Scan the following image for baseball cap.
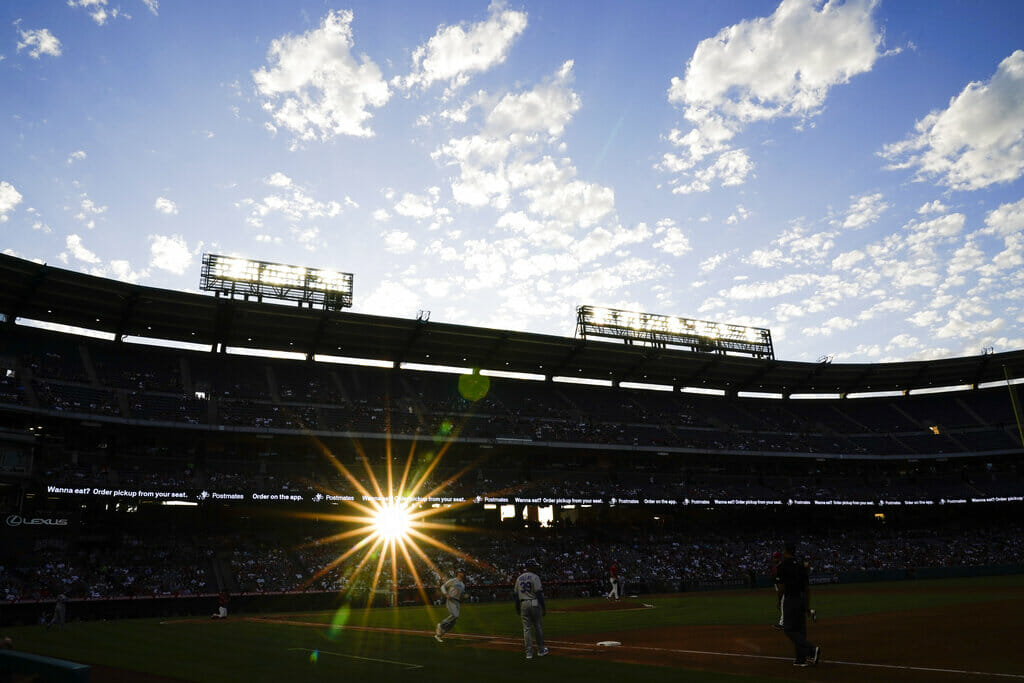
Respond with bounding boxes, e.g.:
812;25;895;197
771;551;782;560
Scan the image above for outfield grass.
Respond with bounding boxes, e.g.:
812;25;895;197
4;575;1023;683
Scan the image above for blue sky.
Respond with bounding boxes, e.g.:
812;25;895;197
2;0;1023;363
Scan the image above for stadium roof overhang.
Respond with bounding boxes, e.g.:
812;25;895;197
2;253;1022;397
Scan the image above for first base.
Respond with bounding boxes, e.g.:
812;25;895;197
596;641;622;647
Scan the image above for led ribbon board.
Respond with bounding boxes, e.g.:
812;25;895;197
200;253;353;310
576;305;774;359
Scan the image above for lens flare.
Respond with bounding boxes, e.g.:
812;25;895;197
290;401;509;614
373;500;412;543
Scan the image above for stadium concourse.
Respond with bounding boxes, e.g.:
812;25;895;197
1;253;1024;624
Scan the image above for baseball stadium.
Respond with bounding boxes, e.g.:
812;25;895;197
1;252;1023;682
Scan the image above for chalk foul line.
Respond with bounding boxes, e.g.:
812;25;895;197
287;647;422;670
177;616;1023;679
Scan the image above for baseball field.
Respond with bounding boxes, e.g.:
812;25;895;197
4;574;1023;682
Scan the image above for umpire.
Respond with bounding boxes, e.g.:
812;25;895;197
776;542;820;667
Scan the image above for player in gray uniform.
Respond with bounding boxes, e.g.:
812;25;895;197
514;567;548;659
435;571;465;642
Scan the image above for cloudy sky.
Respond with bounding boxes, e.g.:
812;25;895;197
2;0;1023;363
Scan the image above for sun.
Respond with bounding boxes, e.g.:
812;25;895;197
373;500;412;543
289;397;511;610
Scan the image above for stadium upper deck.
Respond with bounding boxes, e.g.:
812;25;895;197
2;253;1023;397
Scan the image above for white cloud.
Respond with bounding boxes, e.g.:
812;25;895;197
267;172;292;187
241;175;344;228
574;222;652;263
68;0;121;26
747;248;784;268
721;273;818;300
947;241;984;275
882;50;1024;190
725;205;750;224
65;234;101;264
32;221;52;234
142;0;158;16
700;252;729;273
662;0;889;192
486;60;580;138
907;309;940;327
383;230;416;254
672;149;753;194
290;225;322;252
842;192;889;229
904;213;965;255
372;208;391;222
934;308;1004;341
980;197;1024;237
109;259;148;283
802;315;856;337
653;219;692;256
857;297;912;320
397;2;527;91
886;333;920;350
0;181;23;222
394;189;438;219
148;234;192;274
253;10;391;145
67;150;87;165
522;175;614;228
917;199;948;215
154;196;178;215
74;193;107;229
993;233;1024;271
360;280;420;318
17;26;62;58
436;61;613;232
831;249;865;270
560;258;666;303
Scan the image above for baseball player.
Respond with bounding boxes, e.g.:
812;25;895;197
776;542;820;667
770;551;784;629
607;560;621;601
514;566;548;659
211;591;229;619
46;594;66;630
435;571;465;642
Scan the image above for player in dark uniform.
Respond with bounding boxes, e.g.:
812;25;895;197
770;551;784;629
776;542;820;667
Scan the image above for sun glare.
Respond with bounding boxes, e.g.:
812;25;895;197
291;391;509;610
374;501;412;542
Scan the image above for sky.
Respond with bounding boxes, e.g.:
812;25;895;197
2;0;1023;364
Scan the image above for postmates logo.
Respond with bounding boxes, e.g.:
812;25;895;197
5;514;70;527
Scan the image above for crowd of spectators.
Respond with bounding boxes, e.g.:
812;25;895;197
3;523;1023;605
1;535;211;603
3;329;1022;459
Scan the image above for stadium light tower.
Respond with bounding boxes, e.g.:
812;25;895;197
199;254;353;311
576;305;774;359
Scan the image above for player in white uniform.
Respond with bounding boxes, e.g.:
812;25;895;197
607;560;621;600
435;571;465;642
514;567;548;659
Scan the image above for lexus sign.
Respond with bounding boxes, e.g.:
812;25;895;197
5;514;70;527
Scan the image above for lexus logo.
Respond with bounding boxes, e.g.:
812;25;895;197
5;514;70;527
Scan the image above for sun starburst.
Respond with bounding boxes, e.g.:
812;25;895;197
288;396;507;613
